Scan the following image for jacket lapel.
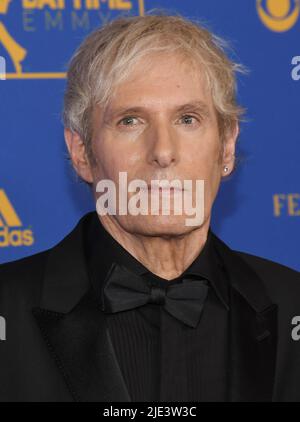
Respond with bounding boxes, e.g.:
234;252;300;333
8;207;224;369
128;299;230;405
32;213;131;402
212;234;278;402
228;287;277;402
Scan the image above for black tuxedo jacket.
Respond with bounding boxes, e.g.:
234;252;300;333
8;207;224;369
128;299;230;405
1;211;300;402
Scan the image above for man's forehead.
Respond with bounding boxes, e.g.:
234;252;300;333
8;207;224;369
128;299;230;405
95;53;212;116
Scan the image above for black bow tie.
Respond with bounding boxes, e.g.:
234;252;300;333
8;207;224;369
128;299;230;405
101;263;209;328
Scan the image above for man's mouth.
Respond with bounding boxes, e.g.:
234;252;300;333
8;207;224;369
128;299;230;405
145;184;184;194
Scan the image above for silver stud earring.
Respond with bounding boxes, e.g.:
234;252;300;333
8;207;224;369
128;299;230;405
223;166;229;173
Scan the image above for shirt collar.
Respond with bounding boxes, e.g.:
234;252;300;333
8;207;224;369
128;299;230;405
85;212;229;310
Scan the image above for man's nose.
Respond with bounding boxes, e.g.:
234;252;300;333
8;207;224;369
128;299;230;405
146;122;179;168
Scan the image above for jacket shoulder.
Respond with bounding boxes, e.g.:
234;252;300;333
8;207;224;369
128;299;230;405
0;213;90;306
234;250;300;303
0;250;49;306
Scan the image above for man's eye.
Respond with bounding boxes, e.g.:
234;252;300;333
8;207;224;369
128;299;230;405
118;116;139;126
180;115;197;125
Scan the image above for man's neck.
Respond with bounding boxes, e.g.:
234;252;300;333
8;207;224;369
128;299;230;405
98;215;210;280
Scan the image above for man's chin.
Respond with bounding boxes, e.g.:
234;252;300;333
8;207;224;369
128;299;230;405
117;215;200;237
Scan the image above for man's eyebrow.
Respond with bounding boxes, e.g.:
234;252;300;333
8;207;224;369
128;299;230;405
107;101;211;118
175;101;210;115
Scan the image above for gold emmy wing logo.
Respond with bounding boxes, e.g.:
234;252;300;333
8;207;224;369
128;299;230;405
0;0;27;75
0;189;34;247
0;0;145;79
257;0;300;32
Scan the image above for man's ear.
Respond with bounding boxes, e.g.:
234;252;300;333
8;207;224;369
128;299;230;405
221;121;239;176
64;128;93;183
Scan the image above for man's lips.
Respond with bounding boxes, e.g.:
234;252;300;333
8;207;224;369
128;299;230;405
144;185;184;193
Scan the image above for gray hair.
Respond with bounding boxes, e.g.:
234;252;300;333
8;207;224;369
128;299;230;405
63;12;246;168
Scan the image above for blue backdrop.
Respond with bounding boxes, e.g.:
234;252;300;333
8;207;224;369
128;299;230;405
1;0;299;271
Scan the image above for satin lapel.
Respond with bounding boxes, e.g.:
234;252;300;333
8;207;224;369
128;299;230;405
228;287;278;402
32;288;131;402
211;233;278;402
32;212;131;402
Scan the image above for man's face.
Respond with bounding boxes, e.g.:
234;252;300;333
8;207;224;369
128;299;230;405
82;53;237;236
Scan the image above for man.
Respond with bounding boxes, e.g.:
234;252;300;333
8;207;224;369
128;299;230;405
1;14;300;402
